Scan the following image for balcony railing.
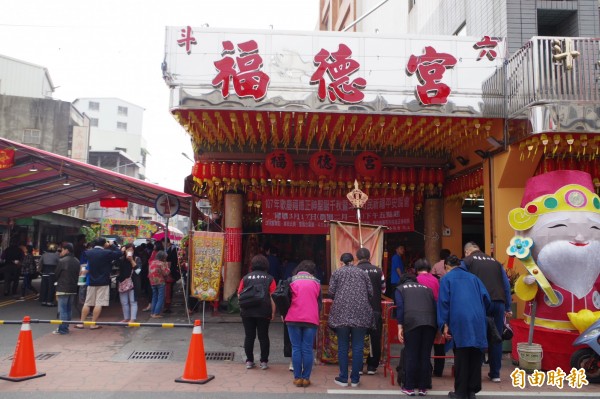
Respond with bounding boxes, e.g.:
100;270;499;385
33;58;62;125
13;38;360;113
484;37;600;118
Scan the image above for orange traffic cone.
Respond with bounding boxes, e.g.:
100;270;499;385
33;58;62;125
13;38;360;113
175;320;214;384
0;316;46;382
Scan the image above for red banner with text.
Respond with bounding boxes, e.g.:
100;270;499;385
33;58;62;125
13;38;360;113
262;196;414;234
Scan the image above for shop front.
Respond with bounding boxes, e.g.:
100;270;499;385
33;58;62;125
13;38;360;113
164;27;511;300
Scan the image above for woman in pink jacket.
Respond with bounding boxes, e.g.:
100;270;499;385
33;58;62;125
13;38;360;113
284;260;322;388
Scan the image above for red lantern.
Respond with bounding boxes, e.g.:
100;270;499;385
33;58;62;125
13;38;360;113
408;167;417;191
390;167;400;191
246;190;255;212
354;151;382;180
297;164;307;188
249;163;259;186
259;163;268;186
400;168;408;192
265;150;293;180
415;190;424;211
202;162;212;186
220;162;231;185
210;162;221;186
380;167;390;190
435;168;444;188
239;163;249;186
418;167;427;191
309;150;337;180
427;168;436;190
100;198;128;208
192;161;203;180
0;149;15;169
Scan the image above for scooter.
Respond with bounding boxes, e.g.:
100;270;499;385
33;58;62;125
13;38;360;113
571;318;600;383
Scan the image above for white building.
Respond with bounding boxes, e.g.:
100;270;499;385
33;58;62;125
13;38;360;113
73;97;150;220
72;97;148;177
0;54;55;99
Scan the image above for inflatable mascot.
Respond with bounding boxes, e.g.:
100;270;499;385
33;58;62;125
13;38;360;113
507;170;600;371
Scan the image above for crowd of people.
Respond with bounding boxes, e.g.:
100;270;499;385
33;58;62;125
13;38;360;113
3;236;512;396
238;242;512;398
0;235;182;334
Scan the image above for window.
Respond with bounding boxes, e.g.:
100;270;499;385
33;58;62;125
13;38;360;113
90;118;99;127
89;101;100;111
23;129;41;144
117;106;128;116
117;122;128;130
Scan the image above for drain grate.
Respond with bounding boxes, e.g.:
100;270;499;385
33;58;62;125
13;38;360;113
8;352;59;361
128;350;172;361
205;351;235;361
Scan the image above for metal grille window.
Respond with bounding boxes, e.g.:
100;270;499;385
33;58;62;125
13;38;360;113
117;121;128;131
89;101;100;111
90;118;99;127
117;106;128;116
23;129;41;144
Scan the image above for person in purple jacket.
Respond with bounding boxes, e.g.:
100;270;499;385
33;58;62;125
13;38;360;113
284;260;322;388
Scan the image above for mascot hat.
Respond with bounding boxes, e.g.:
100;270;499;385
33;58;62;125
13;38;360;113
521;170;595;206
509;170;600;231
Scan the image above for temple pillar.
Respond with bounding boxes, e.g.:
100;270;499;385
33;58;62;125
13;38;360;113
223;192;243;301
424;197;442;266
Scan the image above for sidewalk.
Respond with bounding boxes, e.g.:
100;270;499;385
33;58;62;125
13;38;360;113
1;291;597;396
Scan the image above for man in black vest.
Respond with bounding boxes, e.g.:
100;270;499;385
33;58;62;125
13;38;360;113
356;247;386;375
463;241;512;383
395;273;437;396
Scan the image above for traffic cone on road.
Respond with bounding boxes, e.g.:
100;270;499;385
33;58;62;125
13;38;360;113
175;320;214;384
0;316;46;382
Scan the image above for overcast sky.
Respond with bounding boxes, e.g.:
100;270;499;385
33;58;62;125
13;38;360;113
0;0;319;191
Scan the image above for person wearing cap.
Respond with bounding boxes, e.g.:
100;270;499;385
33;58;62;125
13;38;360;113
328;252;373;388
53;243;81;335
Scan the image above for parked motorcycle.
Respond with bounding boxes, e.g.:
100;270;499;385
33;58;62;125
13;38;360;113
571;318;600;383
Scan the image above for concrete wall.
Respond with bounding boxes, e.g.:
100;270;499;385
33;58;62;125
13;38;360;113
0;94;72;156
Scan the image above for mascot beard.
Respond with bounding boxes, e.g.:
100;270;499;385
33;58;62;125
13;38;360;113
536;240;600;299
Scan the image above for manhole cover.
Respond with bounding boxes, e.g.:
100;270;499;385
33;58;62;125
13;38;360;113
128;351;172;361
205;351;234;361
8;352;59;361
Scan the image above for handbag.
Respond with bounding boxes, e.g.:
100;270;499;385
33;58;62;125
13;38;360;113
271;278;291;315
487;316;502;344
118;271;134;293
502;317;514;341
238;283;265;309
